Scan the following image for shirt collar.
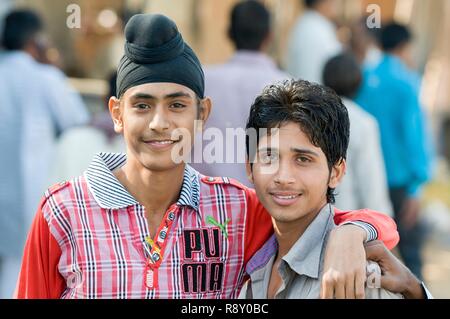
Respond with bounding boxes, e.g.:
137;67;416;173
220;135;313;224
245;233;278;276
245;204;335;279
282;204;335;279
85;152;200;211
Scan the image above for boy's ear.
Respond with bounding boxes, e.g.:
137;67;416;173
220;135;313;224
245;159;254;185
328;158;346;189
109;96;123;134
198;96;212;125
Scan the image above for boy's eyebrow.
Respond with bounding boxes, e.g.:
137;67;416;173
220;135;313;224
290;148;319;157
129;92;156;100
164;92;193;99
257;147;319;157
129;91;193;100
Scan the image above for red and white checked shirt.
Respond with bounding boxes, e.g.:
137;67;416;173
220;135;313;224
15;153;399;299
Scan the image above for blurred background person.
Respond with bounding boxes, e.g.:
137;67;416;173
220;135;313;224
0;9;89;298
355;22;434;280
286;0;341;83
191;0;290;186
49;71;124;183
323;52;393;217
349;16;383;69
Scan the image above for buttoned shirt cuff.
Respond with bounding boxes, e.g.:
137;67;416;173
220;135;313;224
340;221;378;242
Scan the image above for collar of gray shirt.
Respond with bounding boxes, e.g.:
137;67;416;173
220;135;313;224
246;203;336;281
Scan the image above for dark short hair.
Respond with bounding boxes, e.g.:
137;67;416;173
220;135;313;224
229;0;270;51
246;79;349;203
304;0;324;8
323;52;362;99
380;22;411;51
1;9;43;50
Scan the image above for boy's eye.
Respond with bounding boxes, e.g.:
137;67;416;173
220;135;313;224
260;151;278;164
135;103;150;110
170;103;186;109
297;156;311;163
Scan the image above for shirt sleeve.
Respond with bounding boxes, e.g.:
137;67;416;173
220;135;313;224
14;200;66;299
334;207;399;250
341;220;378;242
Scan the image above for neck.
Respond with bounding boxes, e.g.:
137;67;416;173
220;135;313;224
273;202;327;257
114;156;186;216
389;50;405;61
23;44;39;61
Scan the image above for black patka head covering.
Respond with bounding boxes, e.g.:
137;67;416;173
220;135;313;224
116;14;204;98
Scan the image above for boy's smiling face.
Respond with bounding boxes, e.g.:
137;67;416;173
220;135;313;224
109;82;211;171
248;121;346;224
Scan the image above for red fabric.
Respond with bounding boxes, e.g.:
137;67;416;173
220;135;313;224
16;176;250;299
15;200;65;299
16;186;398;299
334;207;399;250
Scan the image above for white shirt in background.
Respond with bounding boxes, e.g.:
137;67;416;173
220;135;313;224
335;98;393;216
286;10;342;84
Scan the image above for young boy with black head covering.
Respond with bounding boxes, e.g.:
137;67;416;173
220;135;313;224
15;14;398;299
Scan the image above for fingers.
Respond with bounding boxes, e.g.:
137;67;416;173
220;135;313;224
364;239;383;248
321;271;347;299
364;240;386;261
379;272;388;290
345;274;356;299
321;270;367;299
355;269;366;299
335;278;345;299
320;273;335;299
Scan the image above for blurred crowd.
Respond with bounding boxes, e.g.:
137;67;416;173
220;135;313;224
0;0;448;298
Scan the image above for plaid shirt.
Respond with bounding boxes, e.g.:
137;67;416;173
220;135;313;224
16;153;399;299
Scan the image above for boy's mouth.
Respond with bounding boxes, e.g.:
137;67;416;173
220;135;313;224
143;137;182;150
147;140;176;144
268;191;302;206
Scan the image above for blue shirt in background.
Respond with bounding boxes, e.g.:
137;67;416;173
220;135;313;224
355;54;433;197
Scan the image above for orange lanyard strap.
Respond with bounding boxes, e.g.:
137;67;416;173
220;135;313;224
143;206;177;267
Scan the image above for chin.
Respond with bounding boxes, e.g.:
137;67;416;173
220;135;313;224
273;206;309;222
146;161;181;172
271;210;307;223
139;156;181;172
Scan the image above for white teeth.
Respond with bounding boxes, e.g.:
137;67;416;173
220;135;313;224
153;140;173;144
275;195;298;199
